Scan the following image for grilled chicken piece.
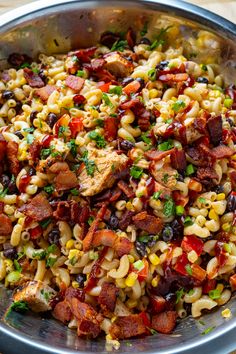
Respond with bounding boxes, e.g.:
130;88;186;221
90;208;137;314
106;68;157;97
13;281;57;312
78;148;128;196
104;52;134;77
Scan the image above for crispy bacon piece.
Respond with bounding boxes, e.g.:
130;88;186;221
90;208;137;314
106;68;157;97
120;98;150;131
19;194;53;221
151;311;177;334
196;167;218;181
71;47;97;63
230;171;236;190
150;295;166;314
0;214;13;235
6;141;20;176
83;204;107;251
93;229;117;248
110;314;147;339
23;68;45;88
119;210;135;231
104;116;118;142
206;115;222;146
29;140;41;163
53;201;72;221
98;282;119;314
117;180;135;198
194;111;209;134
69;297;102;338
55;170;78;191
211;145;234;159
65;75;85;92
145;149;174;161
53;300;72;323
186;146;211;167
0;134;7;161
132;211;163;234
90;58;106;71
35;85;56;101
170;148;186;173
114;237;133;257
65;287;85;302
126;27;136;48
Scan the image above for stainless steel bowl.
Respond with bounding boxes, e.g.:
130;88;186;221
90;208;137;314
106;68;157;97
0;1;236;353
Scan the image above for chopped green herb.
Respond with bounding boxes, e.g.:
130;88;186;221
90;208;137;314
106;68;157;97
46;256;57;268
140;22;148;37
152;191;162;200
172;100;186;112
95;119;104;127
163;198;175;217
149;328;158;335
185;264;193;276
109;86;122;95
76;70;85;77
39;218;52;229
58;125;69;138
110;39;128;52
125;342;133;347
138;235;150;243
43;185;54;194
32;250;46;260
198;320;205;326
23;127;35;133
175;288;185;304
88;216;95;225
26;134;35;144
176;205;184;216
158;139;174;151
6;271;21;283
88;250;99;260
223;243;231;253
199;197;206;204
130;165;143;179
148;68;157;81
32;68;39;74
224;98;233;108
19;62;31;69
148;26;172;50
141;132;151;145
102;93;114;108
162;173;169;184
8;301;29;315
0;187;8;198
79;150;97;176
13;260;22;272
184;216;193;226
67;139;77;158
201;326;215;335
133;260;144;271
40;289;50;301
186;164;195;176
70;188;79;196
88;130;106;148
110;113;118;118
209;289;221;300
40;148;51;159
47;244;57;254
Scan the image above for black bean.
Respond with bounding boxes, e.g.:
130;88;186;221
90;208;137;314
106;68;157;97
14;101;22;113
14;130;24;139
165;293;176;310
122;77;134;87
108;215;119;229
75;273;87;288
214;185;224;194
162;225;174;242
48;228;60;246
0;174;10;189
2;90;14;100
8;180;17;194
156;61;169;71
226;118;234;127
171;219;183;239
47;113;58;128
227;193;236;212
3;247;18;260
120;139;135;151
28;167;36;176
147;235;158;248
177;174;184;182
196;77;209;84
30;110;38;124
38;69;47;82
135;240;147;257
136;77;145;89
139;37;151;45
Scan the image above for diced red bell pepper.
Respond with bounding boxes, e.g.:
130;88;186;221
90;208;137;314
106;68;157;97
69;117;83;138
181;235;204;256
18;174;31;193
42;134;54;148
132;259;149;282
174;253;189;276
202;279;216;294
29;225;43;239
123;80;141;95
191;264;206;282
98;81;111;92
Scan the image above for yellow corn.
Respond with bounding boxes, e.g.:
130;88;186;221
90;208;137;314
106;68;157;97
209;209;218;221
216;193;225;201
115;278;126;289
222;222;231;232
231;154;236;161
111;316;117;323
72;281;79;289
151;277;159;287
149;253;160;266
66;240;74;249
125;272;138;287
126;201;135;211
18;217;25;225
68;249;81;260
149;89;159;99
216;283;224;293
221;308;231;318
128;255;135;264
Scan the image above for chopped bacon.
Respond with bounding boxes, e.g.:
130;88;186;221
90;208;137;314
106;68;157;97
19;194;53;221
117;180;135;198
83;204;107;251
151;311;177;334
29;140;41;162
98;282;119;314
138;109;151;131
206;115;222;146
194;111;209;134
35;85;56;101
114;237;133;257
91;58;106;71
158;73;189;82
0;134;7;161
110;314;147;339
52;200;83;223
170;148;186;173
126;27;136;48
132;211;163;234
145;149;174;161
118;210;135;231
6;141;20;176
18;174;31;193
150;295;166;314
65;287;85;302
104;116;118;142
92;229;117;248
65;75;85;92
211;145;234;159
71;47;97;63
0;214;13;235
230;171;236;190
230;274;236;290
120;97;150;131
55;170;78;191
53;300;72;323
53;201;72;221
186;146;210;167
84;246;108;292
29;225;42;240
69;297;102;338
197;166;218;181
23;68;45;88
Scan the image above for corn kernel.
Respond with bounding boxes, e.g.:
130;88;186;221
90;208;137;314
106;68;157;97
209;209;218;221
68;249;81;260
151;277;159;287
66;240;74;249
216;193;225;201
125;272;138;287
128;255;135;264
111;316;117;323
126;201;135;211
72;281;79;289
18;217;25;225
221;308;231;318
231;154;236;161
126;299;138;309
149;89;159;99
222;222;231;232
149;253;160;266
106;334;113;341
115;278;126;288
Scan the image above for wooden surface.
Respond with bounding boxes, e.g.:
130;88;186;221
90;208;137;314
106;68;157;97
0;0;235;24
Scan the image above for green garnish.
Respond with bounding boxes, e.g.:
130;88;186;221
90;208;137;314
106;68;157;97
76;70;85;77
148;68;157;81
39;218;52;229
163;198;175;217
176;205;184;216
148;26;172;50
133;260;144;271
102;93;114;108
158;139;174;151
201;326;215;335
172;100;186;112
141;132;152;145
224;98;233;108
13;260;22;272
88;130;106;148
223;243;231;253
140;22;148;37
40;148;51;159
43;185;54;194
184;216;193;226
23;127;34;133
110;39;128;52
201;64;208;71
175;288;185;304
199;197;206;204
130;166;143;179
0;188;9;198
79;150;97;176
46;256;57;268
109;86;122;95
209;289;221;300
70;188;79;196
67;139;77;158
162;173;169;184
188;289;194;296
186;164;195;176
26;134;35;144
185;264;193;276
152;191;162;200
149;328;158;335
88;216;95;225
8;300;29;315
19;62;31;69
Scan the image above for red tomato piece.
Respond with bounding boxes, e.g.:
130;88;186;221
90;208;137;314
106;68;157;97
29;225;43;239
69;117;83;138
181;235;204;256
18;174;31;193
174;253;189;276
98;81;111;92
123;80;141;95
